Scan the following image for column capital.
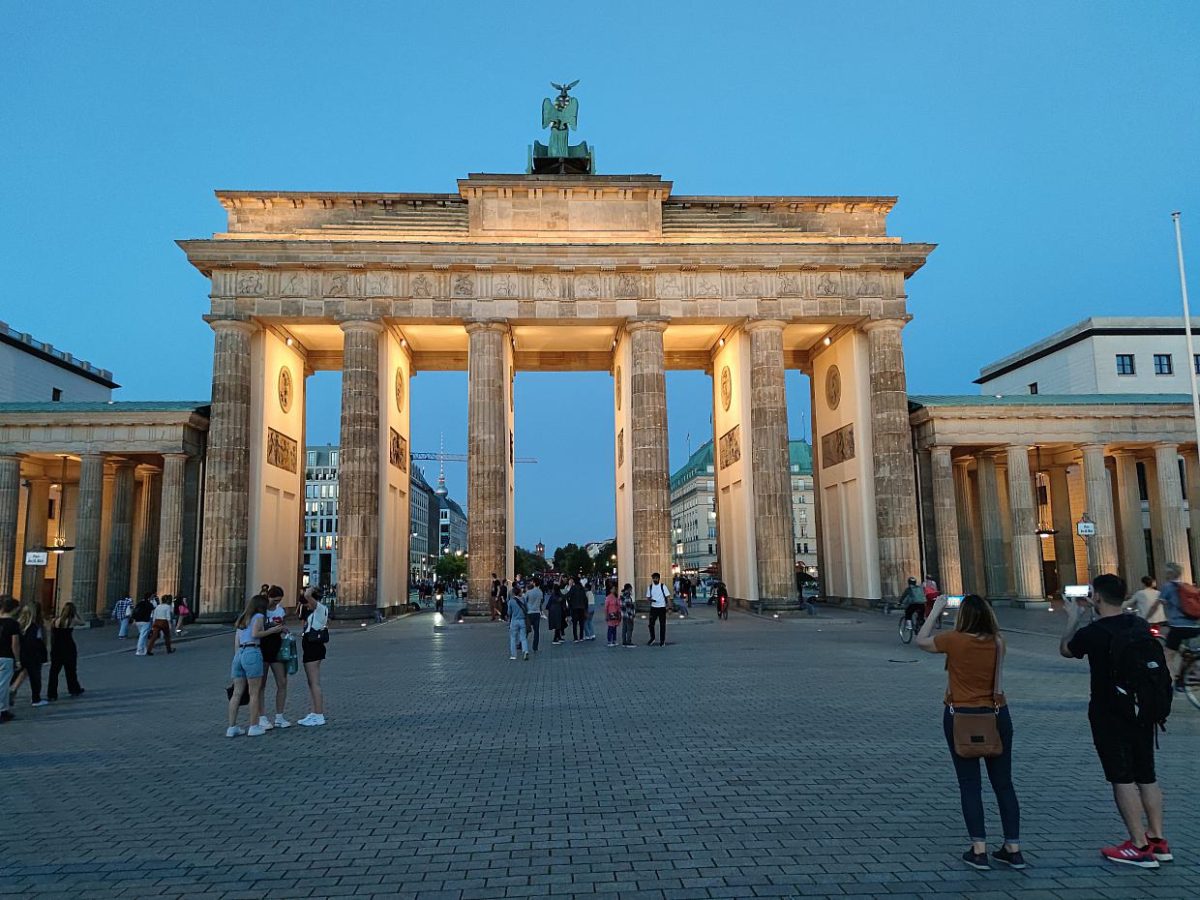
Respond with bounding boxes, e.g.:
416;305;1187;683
203;316;258;336
625;318;668;334
952;454;974;469
1079;442;1108;454
860;316;911;334
930;445;954;461
463;319;510;336
1152;441;1180;452
161;452;191;463
743;318;787;334
338;318;385;335
1111;447;1138;459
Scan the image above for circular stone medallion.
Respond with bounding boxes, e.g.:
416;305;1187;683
825;364;842;411
395;368;405;414
720;366;732;411
277;366;293;413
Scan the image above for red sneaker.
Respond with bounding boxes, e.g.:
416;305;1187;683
1100;840;1159;868
1145;835;1173;863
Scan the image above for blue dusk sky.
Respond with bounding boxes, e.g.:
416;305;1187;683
2;2;1197;553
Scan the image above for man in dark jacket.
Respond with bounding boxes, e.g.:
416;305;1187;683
132;593;155;656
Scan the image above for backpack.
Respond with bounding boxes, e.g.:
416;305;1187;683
1177;582;1200;620
1109;618;1173;732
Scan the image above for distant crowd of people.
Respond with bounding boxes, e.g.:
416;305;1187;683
1;595;87;723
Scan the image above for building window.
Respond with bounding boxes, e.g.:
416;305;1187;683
1154;353;1173;375
51;387;62;401
1194;353;1200;375
1115;354;1135;376
1028;382;1038;395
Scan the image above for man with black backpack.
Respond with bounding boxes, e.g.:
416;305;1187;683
1060;573;1173;869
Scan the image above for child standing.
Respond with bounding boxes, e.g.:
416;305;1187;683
604;586;621;646
620;583;636;648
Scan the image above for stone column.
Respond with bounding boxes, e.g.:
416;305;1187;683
104;462;137;613
1080;444;1119;579
71;453;106;620
337;319;383;618
977;453;1007;599
629;320;672;596
1113;450;1149;586
156;454;188;598
1047;466;1078;588
1005;445;1044;603
952;457;979;594
1153;442;1191;583
135;469;161;599
746;320;796;605
465;322;508;611
19;478;50;603
930;446;963;596
863;319;920;601
199;319;256;621
1184;450;1200;582
0;455;21;596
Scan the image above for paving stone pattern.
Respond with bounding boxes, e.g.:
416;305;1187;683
1;604;1197;899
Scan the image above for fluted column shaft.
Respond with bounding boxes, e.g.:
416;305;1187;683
1047;466;1078;587
466;322;509;611
0;455;21;595
747;320;796;604
952;458;979;593
629;321;671;595
1153;442;1191;583
20;478;50;603
104;462;137;612
337;320;383;616
71;453;106;620
1081;444;1119;579
863;319;920;600
1005;445;1043;601
930;447;963;596
1184;451;1200;582
977;454;1007;598
199;319;255;621
135;470;161;599
1113;451;1149;586
157;454;188;598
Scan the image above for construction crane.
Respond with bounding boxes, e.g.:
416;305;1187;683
411;452;538;464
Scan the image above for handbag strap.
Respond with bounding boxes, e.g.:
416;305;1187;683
990;636;1005;711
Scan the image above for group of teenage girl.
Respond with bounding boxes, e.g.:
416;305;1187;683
1;595;87;722
225;585;329;737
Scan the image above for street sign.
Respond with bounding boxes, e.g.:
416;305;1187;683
24;551;48;566
1076;521;1096;537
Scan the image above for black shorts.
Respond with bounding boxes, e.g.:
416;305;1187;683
302;639;326;664
260;633;282;665
1165;625;1199;651
1089;708;1155;784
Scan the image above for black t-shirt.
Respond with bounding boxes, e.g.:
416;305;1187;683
1067;613;1143;713
0;618;19;659
132;599;154;622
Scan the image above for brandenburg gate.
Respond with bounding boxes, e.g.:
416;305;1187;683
180;152;933;620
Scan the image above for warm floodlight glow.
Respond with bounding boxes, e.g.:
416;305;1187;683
822;336;832;346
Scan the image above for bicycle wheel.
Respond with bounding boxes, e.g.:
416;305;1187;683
899;614;914;643
1182;653;1200;711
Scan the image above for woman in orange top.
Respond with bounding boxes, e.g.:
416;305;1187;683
604;585;621;647
917;594;1025;872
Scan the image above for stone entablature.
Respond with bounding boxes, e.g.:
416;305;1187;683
0;403;209;457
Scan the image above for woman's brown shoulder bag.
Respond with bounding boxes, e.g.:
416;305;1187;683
950;637;1004;759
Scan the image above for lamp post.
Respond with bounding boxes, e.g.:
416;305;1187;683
1172;212;1200;456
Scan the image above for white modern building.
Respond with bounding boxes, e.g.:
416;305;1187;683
303;445;340;589
976;317;1200;396
434;470;467;555
0;320;118;402
669;438;816;578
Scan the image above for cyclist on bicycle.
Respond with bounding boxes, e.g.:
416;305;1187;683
900;577;926;626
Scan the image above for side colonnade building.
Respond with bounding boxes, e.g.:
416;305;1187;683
178;171;936;620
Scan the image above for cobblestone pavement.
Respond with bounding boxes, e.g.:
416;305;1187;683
1;601;1197;899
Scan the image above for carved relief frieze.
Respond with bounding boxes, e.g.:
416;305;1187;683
576;274;600;300
656;273;684;299
737;272;761;297
281;271;310;297
266;427;298;473
718;425;741;469
493;273;518;298
324;271;350;297
854;272;884;297
236;271;265;295
389;428;407;472
410;273;434;298
694;274;721;298
778;272;802;296
365;271;392;297
533;273;558;299
452;273;475;298
815;272;841;297
821;423;856;468
615;273;640;299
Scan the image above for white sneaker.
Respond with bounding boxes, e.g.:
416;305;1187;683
298;714;325;727
247;724;267;737
509;655;517;660
225;726;245;738
274;714;291;728
257;716;274;731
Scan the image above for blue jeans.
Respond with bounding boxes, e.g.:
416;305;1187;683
117;618;129;638
135;621;151;655
583;610;595;639
508;620;528;657
943;705;1020;844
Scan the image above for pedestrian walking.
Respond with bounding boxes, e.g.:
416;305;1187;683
547;582;567;645
583;578;597;640
508;586;530;660
1157;561;1200;687
226;594;284;737
566;576;589;643
10;598;48;707
298;589;330;727
604;585;620;646
111;594;132;638
174;596;191;635
917;594;1023;871
1061;573;1173;868
0;597;20;723
1124;576;1163;624
256;586;291;731
525;579;544;652
47;602;85;701
132;593;154;655
620;584;636;647
646;572;670;646
146;593;175;655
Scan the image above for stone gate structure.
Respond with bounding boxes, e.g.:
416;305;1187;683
179;173;934;619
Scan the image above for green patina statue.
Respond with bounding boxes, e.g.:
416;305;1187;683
528;80;595;175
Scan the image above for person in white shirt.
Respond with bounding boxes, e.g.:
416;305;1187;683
299;590;330;727
146;595;175;655
646;572;671;647
1125;576;1165;624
